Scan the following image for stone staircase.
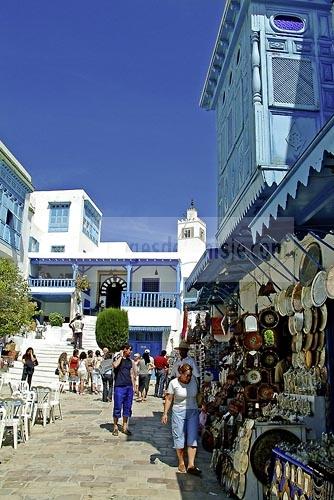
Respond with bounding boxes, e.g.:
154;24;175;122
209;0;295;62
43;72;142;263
4;315;98;386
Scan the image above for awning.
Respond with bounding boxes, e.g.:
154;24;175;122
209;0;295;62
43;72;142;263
249;115;334;242
129;326;170;333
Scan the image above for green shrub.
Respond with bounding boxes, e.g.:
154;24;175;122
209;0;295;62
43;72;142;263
96;308;129;352
49;312;64;327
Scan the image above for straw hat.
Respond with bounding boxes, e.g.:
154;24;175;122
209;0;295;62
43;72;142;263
175;340;190;350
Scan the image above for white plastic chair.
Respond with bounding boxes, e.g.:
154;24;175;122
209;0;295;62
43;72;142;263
21;391;37;440
50;385;63;423
31;386;51;427
8;380;20;397
0;375;4;395
0;399;24;449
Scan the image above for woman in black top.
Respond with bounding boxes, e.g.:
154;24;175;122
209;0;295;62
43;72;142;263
21;347;38;388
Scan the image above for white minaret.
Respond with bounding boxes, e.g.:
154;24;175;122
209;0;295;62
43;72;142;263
177;201;206;279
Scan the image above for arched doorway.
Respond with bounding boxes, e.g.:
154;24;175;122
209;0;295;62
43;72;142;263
100;276;127;309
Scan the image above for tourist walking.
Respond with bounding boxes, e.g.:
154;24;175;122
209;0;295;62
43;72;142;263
68;349;79;393
133;353;141;396
144;349;155;392
21;347;38;388
170;340;200;379
69;313;84;349
112;343;136;436
92;350;103;394
161;363;201;475
77;351;88;395
57;352;69;392
154;349;169;398
86;350;95;393
100;352;113;402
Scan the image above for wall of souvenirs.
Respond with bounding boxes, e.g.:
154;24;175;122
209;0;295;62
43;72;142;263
187;254;334;499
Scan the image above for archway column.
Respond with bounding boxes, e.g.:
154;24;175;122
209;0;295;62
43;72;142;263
126;265;132;292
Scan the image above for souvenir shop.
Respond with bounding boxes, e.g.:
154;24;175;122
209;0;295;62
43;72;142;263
186;244;334;499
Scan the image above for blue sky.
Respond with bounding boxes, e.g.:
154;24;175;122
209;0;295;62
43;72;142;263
0;1;223;244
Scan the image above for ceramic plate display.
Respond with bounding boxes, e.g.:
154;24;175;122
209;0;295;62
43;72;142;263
233;451;242;473
246;369;262;384
317;331;325;351
295;332;303;352
277;289;288;316
312;307;318;333
291;337;298;353
299;242;322;286
288;316;298;336
259;308;279;328
258;383;274;400
293;312;304;333
305;350;313;369
250;429;301;484
244;384;258;400
311;331;319;351
292;282;303;312
311;270;328;307
238;452;249;475
236;473;246;499
318;348;326;368
275;459;282;480
303;332;313;352
261;349;279;369
244;331;263;351
301;286;313;310
298;351;306;368
238;436;250;452
318;304;327;330
313;350;320;366
285;461;290;480
292;353;299;368
285;285;295;316
244;314;258;332
303;307;313;334
325;265;334;299
263;328;276;346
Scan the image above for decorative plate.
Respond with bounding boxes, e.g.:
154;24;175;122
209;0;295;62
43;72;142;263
250;429;301;484
318;304;327;331
292;282;303;312
301;286;313;310
233;451;242;473
277;290;288;316
325;265;334;299
299;242;322;286
258;383;274;400
275;459;282;480
318;348;326;368
285;461;290;480
303;332;313;352
311;270;327;307
261;349;279;369
293;312;304;333
244;332;263;351
298;351;306;369
285;285;295;316
295;332;303;353
310;331;319;351
262;328;276;346
317;331;325;352
313;350;320;367
292;353;299;368
246;369;262;385
288;316;298;336
238;452;249;475
311;307;318;333
303;307;313;334
244;314;258;332
305;350;313;369
259;308;279;328
238;436;250;452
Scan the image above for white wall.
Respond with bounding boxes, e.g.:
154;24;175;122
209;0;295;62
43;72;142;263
131;266;177;292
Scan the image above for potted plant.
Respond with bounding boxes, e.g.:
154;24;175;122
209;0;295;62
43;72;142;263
49;312;64;327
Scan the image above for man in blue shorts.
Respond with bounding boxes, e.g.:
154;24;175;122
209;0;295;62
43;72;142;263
112;343;136;436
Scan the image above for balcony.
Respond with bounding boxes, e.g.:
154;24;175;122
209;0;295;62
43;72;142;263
29;278;75;288
121;291;180;309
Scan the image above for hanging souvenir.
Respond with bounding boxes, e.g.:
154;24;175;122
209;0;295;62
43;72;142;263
259;308;279;328
243;332;263;351
301;286;313;310
299;242;322;286
311;270;328;307
325;265;334;299
291;282;303;312
244;314;258;332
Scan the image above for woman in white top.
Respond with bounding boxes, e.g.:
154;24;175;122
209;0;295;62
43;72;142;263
77;351;88;395
161;363;201;475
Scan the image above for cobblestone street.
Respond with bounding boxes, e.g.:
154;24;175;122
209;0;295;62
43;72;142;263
0;389;225;499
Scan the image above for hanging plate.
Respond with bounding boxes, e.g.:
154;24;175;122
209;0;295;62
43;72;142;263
244;314;258;332
301;286;313;310
246;369;262;384
317;331;326;351
277;290;288;316
311;271;328;307
305;350;313;369
303;332;313;352
318;348;326;368
236;473;246;499
303;308;313;334
244;332;263;351
295;332;303;353
299;242;322;286
318;304;328;331
262;328;276;346
288;316;298;336
285;285;295;316
258;383;274;400
325;265;334;299
291;282;303;312
259;308;279;328
311;308;318;333
293;312;304;333
310;331;319;351
261;349;279;369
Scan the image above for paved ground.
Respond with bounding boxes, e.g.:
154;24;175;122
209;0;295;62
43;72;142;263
0;386;227;499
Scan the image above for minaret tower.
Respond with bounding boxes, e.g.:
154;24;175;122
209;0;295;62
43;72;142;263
177;201;206;278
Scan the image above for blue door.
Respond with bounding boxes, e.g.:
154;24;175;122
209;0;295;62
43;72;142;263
129;330;162;357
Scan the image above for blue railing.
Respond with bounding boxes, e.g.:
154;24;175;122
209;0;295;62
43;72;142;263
28;278;75;288
121;291;179;308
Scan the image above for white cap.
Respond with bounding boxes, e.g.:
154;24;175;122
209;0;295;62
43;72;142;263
144;349;150;353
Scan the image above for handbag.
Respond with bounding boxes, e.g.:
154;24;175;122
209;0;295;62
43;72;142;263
55;367;59;375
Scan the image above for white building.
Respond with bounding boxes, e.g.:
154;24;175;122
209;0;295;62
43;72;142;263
27;190;206;354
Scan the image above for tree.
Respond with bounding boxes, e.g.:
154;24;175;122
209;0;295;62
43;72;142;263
96;308;129;352
0;258;37;338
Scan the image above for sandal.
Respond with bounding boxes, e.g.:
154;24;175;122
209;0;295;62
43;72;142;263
122;428;132;436
177;465;187;473
112;428;119;436
187;467;202;476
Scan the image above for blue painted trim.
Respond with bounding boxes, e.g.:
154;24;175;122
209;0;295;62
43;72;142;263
30;257;180;266
126;264;132;292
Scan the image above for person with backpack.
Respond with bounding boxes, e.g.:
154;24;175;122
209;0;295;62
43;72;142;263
69;313;84;349
100;352;113;402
